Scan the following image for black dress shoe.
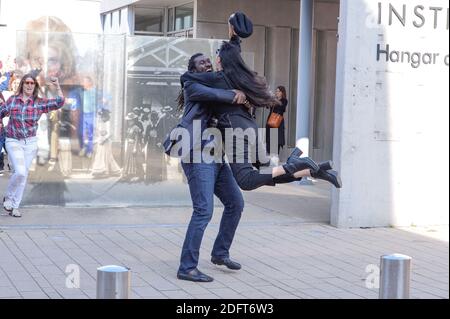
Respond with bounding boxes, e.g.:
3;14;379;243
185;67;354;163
283;155;320;175
177;268;214;282
318;160;333;171
311;169;342;188
289;147;303;158
211;257;242;270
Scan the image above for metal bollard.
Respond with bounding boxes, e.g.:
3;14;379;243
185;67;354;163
379;254;412;299
96;265;130;299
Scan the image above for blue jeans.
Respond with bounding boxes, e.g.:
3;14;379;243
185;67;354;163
0;134;5;169
179;161;244;273
5;137;38;208
82;112;95;155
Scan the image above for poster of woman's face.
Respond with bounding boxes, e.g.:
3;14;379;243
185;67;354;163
17;16;80;86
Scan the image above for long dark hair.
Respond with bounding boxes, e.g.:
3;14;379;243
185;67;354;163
218;41;279;108
277;86;287;100
177;53;204;111
16;73;41;99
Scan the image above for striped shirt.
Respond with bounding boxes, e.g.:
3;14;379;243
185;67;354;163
0;94;65;139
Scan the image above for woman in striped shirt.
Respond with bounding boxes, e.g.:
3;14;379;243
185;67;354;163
0;73;64;217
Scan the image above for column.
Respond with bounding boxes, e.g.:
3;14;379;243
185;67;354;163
295;0;313;156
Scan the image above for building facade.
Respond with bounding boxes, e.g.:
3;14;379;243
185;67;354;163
1;0;448;228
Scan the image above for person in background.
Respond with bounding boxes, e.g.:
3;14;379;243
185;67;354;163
0;69;12;174
0;74;64;217
265;85;287;158
91;108;121;177
0;71;22;175
80;76;97;158
122;112;145;183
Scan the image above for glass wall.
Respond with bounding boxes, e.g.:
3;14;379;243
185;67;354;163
9;31;222;207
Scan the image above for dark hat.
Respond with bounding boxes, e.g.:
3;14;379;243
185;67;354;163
228;11;253;38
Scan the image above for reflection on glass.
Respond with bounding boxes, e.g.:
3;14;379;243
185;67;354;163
168;3;194;33
134;7;164;33
11;32;225;206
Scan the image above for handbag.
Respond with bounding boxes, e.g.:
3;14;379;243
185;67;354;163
267;110;283;128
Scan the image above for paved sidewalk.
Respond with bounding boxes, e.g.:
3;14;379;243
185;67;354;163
0;182;448;299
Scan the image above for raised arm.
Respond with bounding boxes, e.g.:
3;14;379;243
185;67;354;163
36;77;65;113
36;96;65;113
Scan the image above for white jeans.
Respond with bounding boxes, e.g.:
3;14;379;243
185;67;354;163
5;137;38;209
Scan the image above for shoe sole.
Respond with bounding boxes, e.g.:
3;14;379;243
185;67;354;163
333;171;343;188
177;274;214;282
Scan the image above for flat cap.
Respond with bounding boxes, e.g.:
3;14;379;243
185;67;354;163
228;11;253;38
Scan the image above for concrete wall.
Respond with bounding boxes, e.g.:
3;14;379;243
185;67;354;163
314;1;339;30
332;0;449;227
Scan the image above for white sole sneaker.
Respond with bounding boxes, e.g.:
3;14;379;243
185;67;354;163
3;197;13;212
9;209;21;218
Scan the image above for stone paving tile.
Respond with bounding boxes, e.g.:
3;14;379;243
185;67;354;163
257;285;300;299
1;221;447;299
291;288;335;299
215;281;259;294
19;291;49;299
0;279;13;288
238;289;274;299
12;279;42;292
132;286;166;298
161;289;194;299
207;287;244;299
0;286;21;298
192;293;221;299
138;271;180;291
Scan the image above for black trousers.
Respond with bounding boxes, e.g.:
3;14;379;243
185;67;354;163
224;128;298;191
